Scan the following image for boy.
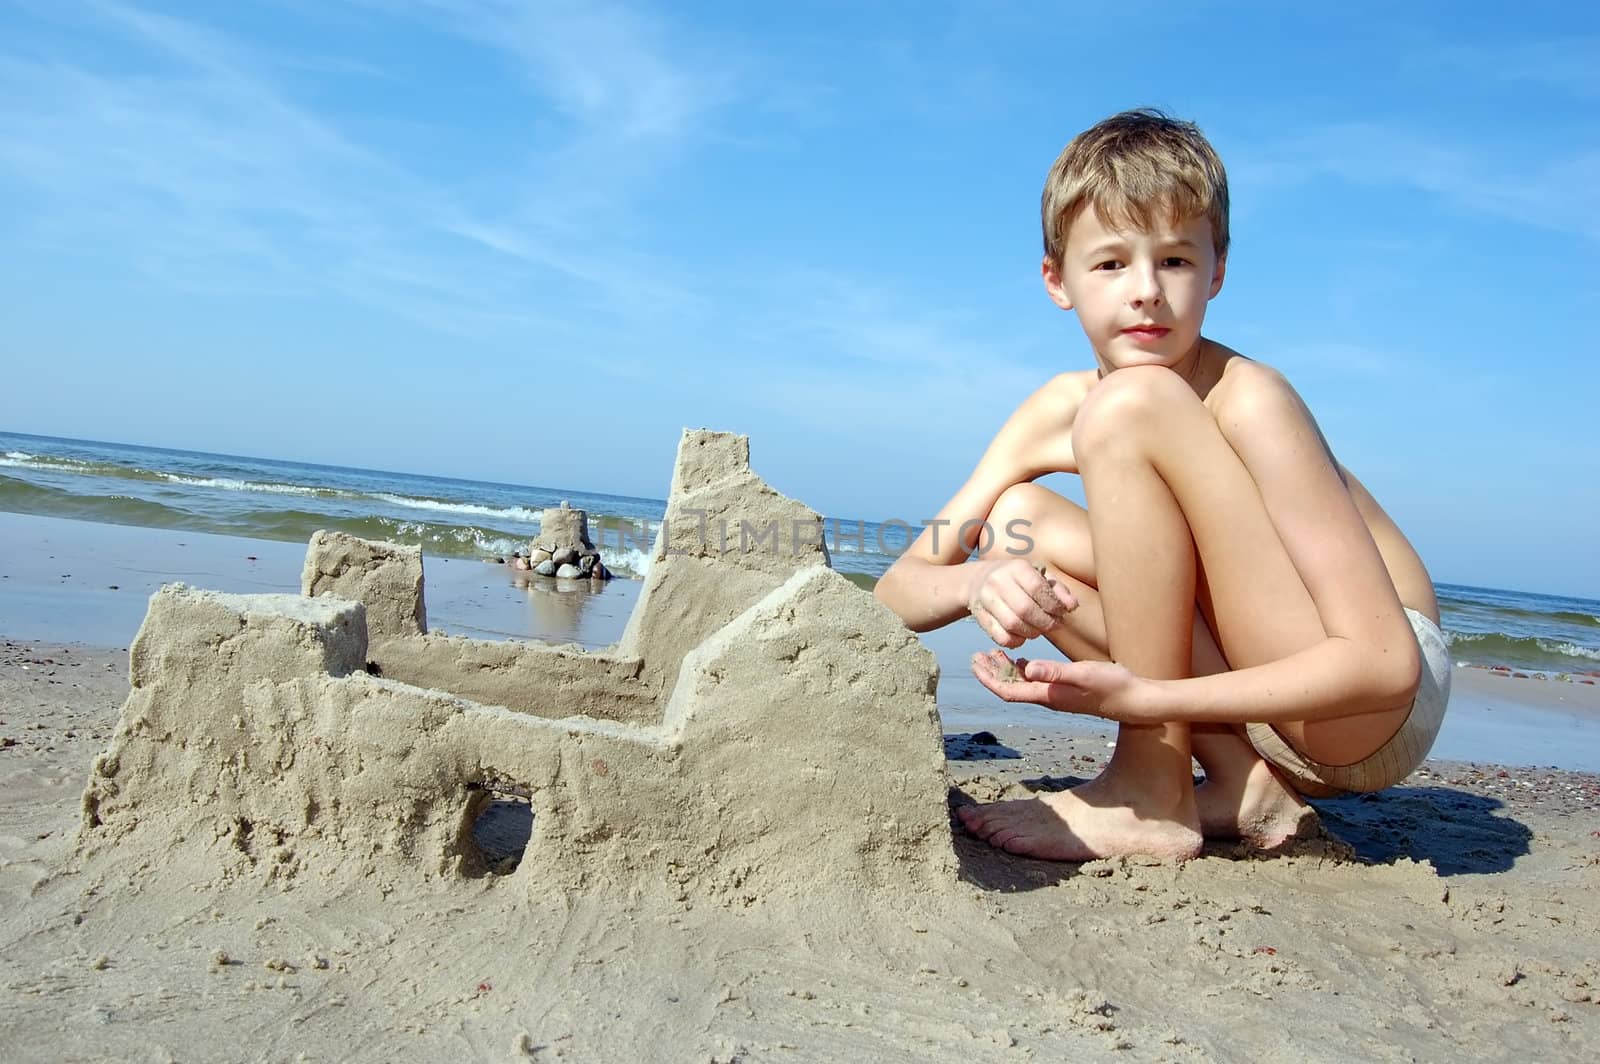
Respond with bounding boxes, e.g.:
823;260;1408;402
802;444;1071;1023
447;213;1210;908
874;109;1450;862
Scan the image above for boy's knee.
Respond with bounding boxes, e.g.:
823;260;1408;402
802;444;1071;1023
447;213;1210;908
1075;366;1195;457
983;483;1057;560
988;482;1051;527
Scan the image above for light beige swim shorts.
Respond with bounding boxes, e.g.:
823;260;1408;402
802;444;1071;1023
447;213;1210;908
1245;608;1452;798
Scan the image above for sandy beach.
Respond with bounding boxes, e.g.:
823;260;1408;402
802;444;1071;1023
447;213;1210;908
3;511;1599;1061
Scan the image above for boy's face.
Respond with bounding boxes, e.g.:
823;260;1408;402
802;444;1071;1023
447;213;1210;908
1042;205;1226;375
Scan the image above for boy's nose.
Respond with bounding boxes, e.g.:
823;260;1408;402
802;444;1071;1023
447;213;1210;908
1126;263;1162;307
1129;278;1162;308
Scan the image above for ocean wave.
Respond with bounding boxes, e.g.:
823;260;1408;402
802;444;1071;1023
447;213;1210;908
148;472;546;525
237;510;527;560
1442;599;1600;630
1444;630;1600;672
0;446;664;539
0;452;170;483
0;474;200;529
158;473;340;497
0;451;362;503
1;449;401;507
370;492;544;525
0;476;541;564
600;545;653;580
589;519;661;553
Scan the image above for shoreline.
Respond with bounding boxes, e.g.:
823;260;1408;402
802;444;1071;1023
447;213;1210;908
5;509;1600;771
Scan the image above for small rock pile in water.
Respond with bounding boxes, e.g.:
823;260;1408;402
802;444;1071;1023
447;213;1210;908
515;502;610;581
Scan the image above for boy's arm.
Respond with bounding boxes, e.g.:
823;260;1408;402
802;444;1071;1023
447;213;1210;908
874;372;1087;635
1200;364;1423;717
988;647;1411;724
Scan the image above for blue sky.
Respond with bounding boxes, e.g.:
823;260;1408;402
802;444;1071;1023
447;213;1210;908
1;1;1597;598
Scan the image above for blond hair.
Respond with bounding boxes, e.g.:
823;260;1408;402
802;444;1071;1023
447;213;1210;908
1041;109;1229;266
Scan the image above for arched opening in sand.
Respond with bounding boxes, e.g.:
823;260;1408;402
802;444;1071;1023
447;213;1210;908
464;779;533;876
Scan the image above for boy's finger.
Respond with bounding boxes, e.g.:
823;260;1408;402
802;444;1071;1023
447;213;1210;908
1007;593;1057;634
973;606;1025;649
1022;659;1075;684
1043;579;1078;613
1028;575;1073;616
971;662;1052;704
970;649;1008;673
983;594;1041;643
994;581;1055;631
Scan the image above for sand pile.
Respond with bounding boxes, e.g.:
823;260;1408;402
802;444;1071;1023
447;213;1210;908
76;429;952;902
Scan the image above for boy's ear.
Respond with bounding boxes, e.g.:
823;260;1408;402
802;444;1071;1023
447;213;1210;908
1041;255;1074;311
1208;253;1227;300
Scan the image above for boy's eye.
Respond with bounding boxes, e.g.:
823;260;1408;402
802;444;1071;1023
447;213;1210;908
1161;256;1191;267
1093;260;1123;271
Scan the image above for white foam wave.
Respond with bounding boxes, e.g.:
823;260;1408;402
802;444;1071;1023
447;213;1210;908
371;492;543;524
159;473;327;496
378;521;527;558
0;452;86;470
1445;631;1600;662
600;546;652;579
825;541;905;556
469;532;527;557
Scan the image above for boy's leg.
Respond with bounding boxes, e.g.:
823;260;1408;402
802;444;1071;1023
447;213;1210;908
981;484;1313;847
958;419;1206;859
961;366;1333;859
1188;727;1317;846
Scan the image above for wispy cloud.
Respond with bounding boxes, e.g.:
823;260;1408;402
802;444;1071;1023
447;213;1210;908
366;0;742;236
0;0;739;336
1239;120;1600;243
410;0;733;139
1416;36;1600;100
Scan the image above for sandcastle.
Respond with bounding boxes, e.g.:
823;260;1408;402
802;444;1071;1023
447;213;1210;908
515;501;612;580
76;430;955;902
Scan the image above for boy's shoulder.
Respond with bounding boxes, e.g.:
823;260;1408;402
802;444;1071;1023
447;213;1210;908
1209;348;1296;402
1205;348;1319;435
1040;368;1100;405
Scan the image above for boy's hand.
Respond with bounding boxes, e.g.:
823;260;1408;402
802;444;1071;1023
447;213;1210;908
964;558;1076;648
971;650;1161;722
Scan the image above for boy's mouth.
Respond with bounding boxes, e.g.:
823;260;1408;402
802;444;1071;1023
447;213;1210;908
1120;325;1170;342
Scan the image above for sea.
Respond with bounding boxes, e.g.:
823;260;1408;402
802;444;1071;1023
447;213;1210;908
3;430;1597;678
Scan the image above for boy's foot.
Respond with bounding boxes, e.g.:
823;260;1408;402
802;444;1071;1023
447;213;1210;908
957;779;1202;863
1195;758;1317;849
